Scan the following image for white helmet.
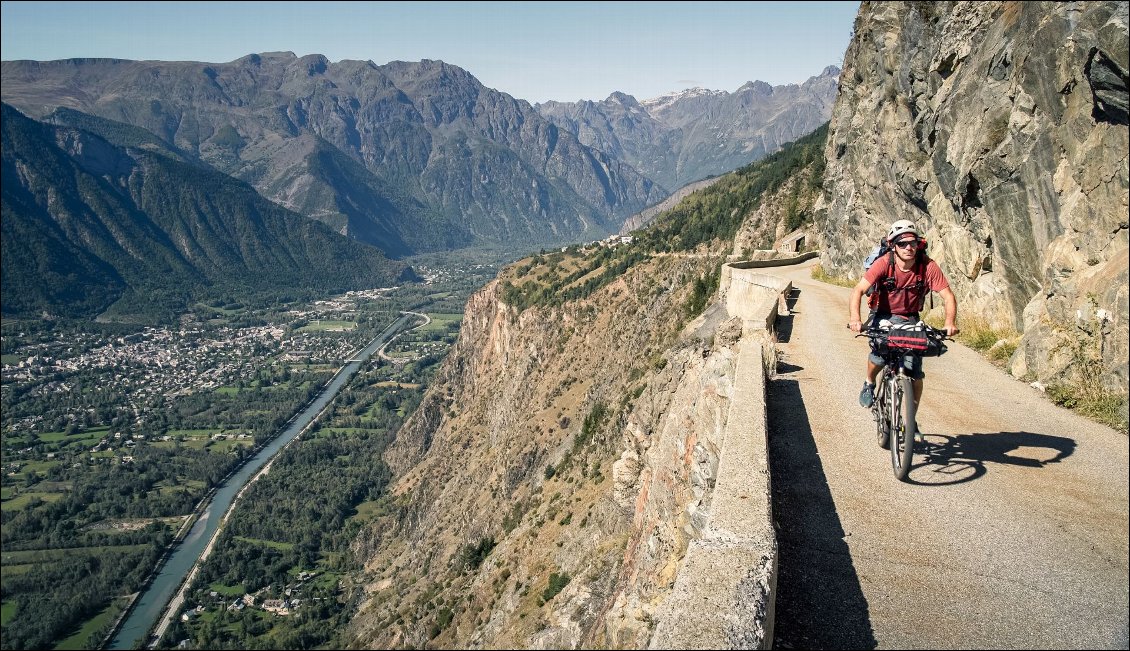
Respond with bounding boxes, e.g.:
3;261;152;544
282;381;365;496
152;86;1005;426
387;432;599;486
886;219;922;243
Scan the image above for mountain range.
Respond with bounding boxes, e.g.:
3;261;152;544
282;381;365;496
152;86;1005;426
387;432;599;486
0;102;409;321
1;55;837;252
537;66;840;190
1;54;669;255
1;53;838;320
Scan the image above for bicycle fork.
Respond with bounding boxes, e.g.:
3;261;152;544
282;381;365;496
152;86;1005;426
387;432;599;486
904;372;921;442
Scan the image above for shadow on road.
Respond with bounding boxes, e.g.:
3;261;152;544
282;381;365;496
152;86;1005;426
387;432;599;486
785;286;801;312
768;374;878;650
906;431;1077;486
775;288;801;343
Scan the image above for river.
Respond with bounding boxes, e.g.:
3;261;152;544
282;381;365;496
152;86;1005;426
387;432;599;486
108;314;414;649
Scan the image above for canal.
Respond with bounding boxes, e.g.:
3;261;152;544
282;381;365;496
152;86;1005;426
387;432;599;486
108;314;415;649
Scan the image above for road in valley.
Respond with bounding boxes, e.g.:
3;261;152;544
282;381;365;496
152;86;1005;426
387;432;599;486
765;259;1129;649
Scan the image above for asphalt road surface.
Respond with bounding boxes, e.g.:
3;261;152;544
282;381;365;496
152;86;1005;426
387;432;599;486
766;259;1129;650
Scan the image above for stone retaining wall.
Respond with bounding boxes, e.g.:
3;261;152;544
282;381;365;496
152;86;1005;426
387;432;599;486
649;256;810;649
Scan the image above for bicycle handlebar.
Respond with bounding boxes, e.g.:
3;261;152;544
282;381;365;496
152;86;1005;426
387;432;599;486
849;323;955;341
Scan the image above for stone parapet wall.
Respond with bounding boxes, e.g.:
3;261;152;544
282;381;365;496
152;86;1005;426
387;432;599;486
721;253;816;333
649;260;796;649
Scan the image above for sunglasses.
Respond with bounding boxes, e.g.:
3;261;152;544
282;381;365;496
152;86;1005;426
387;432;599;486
893;239;918;249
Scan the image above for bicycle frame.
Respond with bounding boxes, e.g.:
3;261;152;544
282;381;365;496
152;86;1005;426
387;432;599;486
859;324;946;481
875;356;915;481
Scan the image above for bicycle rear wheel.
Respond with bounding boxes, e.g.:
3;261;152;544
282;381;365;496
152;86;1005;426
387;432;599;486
889;375;915;481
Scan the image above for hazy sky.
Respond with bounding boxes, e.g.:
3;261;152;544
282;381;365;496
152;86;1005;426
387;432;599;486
1;1;860;103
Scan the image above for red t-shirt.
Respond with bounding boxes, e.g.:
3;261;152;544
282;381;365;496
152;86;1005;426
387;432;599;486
864;255;949;316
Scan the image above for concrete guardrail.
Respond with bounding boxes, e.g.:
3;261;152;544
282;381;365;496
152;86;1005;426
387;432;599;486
649;253;813;649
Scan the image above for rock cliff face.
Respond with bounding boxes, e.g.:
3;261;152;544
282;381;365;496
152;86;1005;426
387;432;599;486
345;250;748;648
343;149;818;646
820;1;1128;403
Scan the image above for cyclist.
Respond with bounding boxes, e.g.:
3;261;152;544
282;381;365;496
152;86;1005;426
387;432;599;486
847;220;959;424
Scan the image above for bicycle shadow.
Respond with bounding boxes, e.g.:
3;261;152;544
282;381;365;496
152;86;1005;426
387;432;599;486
908;431;1077;486
768;375;878;649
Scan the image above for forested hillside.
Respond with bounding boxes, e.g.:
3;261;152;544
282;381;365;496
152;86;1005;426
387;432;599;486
343;125;829;648
633;123;827;253
1;103;410;323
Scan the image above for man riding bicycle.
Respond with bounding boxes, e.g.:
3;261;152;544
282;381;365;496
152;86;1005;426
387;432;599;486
847;220;960;423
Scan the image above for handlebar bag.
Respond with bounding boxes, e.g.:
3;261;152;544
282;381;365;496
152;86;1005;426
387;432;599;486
887;323;930;352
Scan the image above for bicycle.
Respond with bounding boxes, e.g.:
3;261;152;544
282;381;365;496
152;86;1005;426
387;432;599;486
857;322;949;481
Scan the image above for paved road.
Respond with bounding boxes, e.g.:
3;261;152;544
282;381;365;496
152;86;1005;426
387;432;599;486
766;259;1129;649
377;311;431;363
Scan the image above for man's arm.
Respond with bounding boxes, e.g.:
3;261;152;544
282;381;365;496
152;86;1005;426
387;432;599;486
848;278;872;332
940;286;960;336
926;261;960;336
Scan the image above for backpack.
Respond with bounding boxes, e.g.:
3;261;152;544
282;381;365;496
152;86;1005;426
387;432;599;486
862;238;891;303
864;237;932;312
862;238;890;271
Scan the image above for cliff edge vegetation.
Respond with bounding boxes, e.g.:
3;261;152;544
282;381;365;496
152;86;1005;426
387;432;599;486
341;128;826;648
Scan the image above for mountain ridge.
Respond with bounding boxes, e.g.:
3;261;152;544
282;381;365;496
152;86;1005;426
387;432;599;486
1;54;667;254
1;102;409;322
537;66;839;189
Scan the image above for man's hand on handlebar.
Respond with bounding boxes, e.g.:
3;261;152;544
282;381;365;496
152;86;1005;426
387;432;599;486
847;321;958;339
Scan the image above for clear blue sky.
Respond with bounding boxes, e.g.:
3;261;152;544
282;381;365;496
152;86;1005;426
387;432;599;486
1;1;860;103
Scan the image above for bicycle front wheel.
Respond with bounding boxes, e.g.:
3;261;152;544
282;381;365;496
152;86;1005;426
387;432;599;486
874;376;890;449
889;375;915;481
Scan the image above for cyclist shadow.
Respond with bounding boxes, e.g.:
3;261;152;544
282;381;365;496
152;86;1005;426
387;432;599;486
909;431;1077;486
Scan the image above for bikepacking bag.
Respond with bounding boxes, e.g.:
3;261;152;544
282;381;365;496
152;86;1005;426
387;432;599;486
886;323;946;356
